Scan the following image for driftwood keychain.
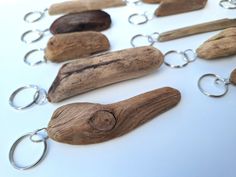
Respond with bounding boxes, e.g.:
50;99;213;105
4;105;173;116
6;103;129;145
23;31;110;66
219;0;236;9
21;10;111;44
198;68;236;97
9;46;164;109
9;87;181;170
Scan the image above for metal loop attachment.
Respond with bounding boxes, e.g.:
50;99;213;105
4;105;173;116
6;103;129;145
9;85;48;110
219;0;236;9
9;128;48;170
128;11;154;25
21;29;49;44
124;0;141;5
198;73;231;98
24;49;47;66
164;49;197;68
24;8;48;23
130;32;159;47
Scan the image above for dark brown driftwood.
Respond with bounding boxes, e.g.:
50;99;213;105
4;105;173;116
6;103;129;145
47;87;181;145
47;46;164;103
142;0;162;3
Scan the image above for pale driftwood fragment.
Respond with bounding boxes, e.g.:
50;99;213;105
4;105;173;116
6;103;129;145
48;0;126;15
47;46;164;103
48;87;181;145
45;31;110;63
197;28;236;59
142;0;162;3
230;69;236;85
158;18;236;42
155;0;207;17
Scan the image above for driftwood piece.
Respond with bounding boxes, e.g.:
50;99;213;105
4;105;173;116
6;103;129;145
45;31;110;63
48;0;126;15
230;69;236;85
196;28;236;59
158;18;236;42
47;46;164;103
155;0;207;17
142;0;162;3
50;10;111;35
47;87;181;145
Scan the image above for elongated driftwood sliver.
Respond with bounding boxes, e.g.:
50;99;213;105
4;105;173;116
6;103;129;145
48;46;164;103
45;31;110;63
48;87;181;145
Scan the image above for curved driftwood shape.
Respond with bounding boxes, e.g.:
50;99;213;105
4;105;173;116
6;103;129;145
48;87;181;145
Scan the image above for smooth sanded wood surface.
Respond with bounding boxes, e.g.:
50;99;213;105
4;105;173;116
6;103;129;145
155;0;207;17
197;27;236;59
47;87;181;145
158;18;236;42
48;0;126;15
47;46;164;103
45;31;110;63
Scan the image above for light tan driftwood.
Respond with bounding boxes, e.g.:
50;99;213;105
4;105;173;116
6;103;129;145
158;18;236;42
197;28;236;59
47;46;164;103
155;0;207;17
142;0;162;3
45;31;110;63
47;87;181;145
48;0;126;15
230;69;236;85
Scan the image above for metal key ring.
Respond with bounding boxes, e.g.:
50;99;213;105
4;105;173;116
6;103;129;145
130;34;155;47
198;73;229;97
124;0;141;5
24;8;48;23
183;49;197;63
24;49;47;66
9;131;48;170
219;0;236;9
164;50;189;68
21;30;44;44
9;85;40;110
128;13;149;25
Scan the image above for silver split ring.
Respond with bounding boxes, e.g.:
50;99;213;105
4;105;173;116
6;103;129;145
24;9;48;23
219;0;236;9
128;13;149;25
130;34;156;47
21;30;44;44
164;50;189;68
24;49;47;66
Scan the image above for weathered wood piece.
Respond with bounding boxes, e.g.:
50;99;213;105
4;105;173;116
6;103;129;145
45;31;110;63
142;0;162;3
50;10;111;35
47;46;164;103
47;87;181;145
158;18;236;42
48;0;126;15
230;69;236;85
197;28;236;59
155;0;207;17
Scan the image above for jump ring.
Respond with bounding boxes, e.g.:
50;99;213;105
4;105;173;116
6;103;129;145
9;132;47;170
130;34;155;47
24;11;44;23
30;128;48;143
164;50;189;68
219;0;236;9
24;49;47;66
124;0;141;5
183;49;197;63
21;30;44;44
198;73;229;97
128;13;149;25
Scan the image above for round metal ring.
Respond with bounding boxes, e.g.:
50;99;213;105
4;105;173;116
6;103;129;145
9;132;47;170
34;88;48;105
198;73;229;98
164;50;189;68
130;34;155;47
128;13;149;25
124;0;141;5
183;49;197;63
24;49;47;66
9;85;40;110
21;30;44;44
30;128;49;143
219;0;236;9
24;11;44;23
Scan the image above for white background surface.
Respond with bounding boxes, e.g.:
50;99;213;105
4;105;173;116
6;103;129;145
0;0;236;177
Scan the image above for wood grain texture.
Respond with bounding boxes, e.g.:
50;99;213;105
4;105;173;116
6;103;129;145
48;0;126;15
45;31;110;63
47;46;164;103
197;28;236;59
155;0;207;17
142;0;162;3
47;87;181;145
158;18;236;42
50;10;111;35
230;69;236;85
